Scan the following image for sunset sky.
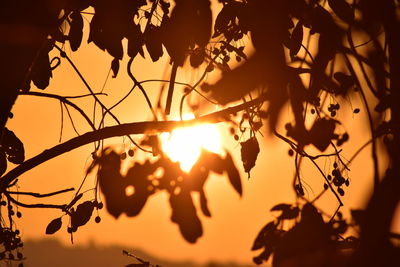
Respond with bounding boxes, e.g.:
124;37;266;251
4;1;387;266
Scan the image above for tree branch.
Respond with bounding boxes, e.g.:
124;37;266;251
0;96;266;190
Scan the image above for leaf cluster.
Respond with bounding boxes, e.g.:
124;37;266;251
90;143;241;243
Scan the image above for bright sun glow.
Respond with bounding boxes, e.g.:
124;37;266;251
160;114;222;172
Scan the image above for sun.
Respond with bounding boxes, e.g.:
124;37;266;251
160;114;222;172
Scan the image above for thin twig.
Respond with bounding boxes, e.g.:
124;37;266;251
5;193;67;210
6;187;74;198
53;44;150;153
19;91;96;131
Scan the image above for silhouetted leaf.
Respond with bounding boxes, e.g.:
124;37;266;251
187;160;209;191
124;160;158;217
225;152;242;196
161;0;201;65
31;44;53;90
97;150;126;218
240;136;260;176
45;217;62;235
273;203;329;266
198;149;224;174
252;221;275;251
127;23;144;59
221;42;247;60
309;118;337;151
189;47;205;68
271;204;299;220
3;128;25;164
145;24;163;62
271;203;291;212
193;0;212;47
213;2;235;37
253;248;272;265
71;201;95;228
281;207;300;220
111;58;119;78
69;11;83;51
199;190;211;217
290;21;303;59
328;0;354;23
169;190;203;243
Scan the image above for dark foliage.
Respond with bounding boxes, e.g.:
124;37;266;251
1;0;400;266
91;146;241;243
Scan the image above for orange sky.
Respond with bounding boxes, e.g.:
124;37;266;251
4;2;385;265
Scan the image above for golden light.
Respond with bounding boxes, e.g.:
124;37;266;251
160;114;222;172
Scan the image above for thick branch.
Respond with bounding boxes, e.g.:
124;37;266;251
0;96;266;190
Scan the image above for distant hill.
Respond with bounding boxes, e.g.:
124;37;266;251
7;239;255;267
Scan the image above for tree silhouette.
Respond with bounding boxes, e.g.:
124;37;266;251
1;0;400;266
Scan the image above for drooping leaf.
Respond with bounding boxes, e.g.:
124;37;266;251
309;118;337;152
45;217;62;235
290;21;303;59
224;152;242;196
3;128;25;164
271;203;299;220
69;11;83;51
271;203;292;212
111;58;120;78
213;2;236;37
124;160;158;217
71;201;95;228
127;24;145;59
169;189;203;243
240;136;260;176
193;0;212;47
273;203;330;266
97;150;126;218
252;221;276;251
31;44;53;90
161;0;196;65
253;248;272;265
189;47;205;68
198;149;224;175
199;189;211;217
280;207;300;220
145;24;163;62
